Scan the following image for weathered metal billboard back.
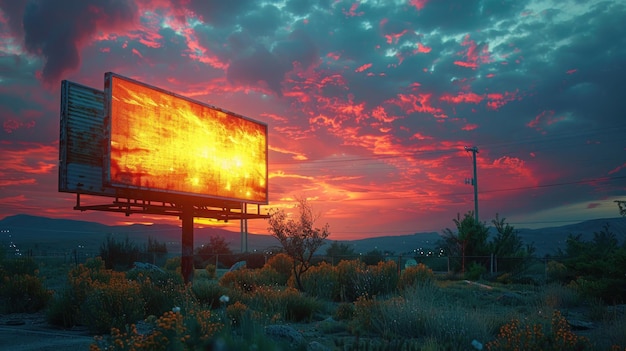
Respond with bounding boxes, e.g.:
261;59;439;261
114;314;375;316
103;73;268;204
59;80;115;197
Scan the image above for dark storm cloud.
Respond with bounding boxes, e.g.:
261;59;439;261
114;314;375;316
0;0;138;86
239;4;282;37
0;0;26;36
227;44;288;93
225;28;319;94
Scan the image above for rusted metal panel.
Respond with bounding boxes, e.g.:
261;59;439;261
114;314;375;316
59;80;115;196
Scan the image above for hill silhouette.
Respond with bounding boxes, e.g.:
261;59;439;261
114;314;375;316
1;214;624;258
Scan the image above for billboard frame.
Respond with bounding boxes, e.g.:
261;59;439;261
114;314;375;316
60;73;270;282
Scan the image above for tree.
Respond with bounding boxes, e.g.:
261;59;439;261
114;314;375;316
147;236;167;255
440;211;489;273
616;200;626;217
267;197;330;292
489;214;536;273
494;214;536;256
196;235;233;268
325;241;356;263
143;236;168;265
99;235;139;270
561;224;626;302
361;249;385;266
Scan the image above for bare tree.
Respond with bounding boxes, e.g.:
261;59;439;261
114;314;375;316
267;197;330;291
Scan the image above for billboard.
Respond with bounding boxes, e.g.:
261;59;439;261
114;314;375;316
104;73;268;204
59;80;115;197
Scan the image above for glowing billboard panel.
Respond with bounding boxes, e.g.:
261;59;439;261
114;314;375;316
104;73;268;204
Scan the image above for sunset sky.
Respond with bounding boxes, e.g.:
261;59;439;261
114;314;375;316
1;0;625;240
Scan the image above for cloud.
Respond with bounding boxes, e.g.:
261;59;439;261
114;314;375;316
0;0;625;237
0;0;138;86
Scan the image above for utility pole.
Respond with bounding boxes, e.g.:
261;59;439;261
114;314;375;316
464;146;479;223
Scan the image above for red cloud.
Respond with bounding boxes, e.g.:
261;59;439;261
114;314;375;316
355;63;372;73
454;34;492;70
3;119;35;133
409;0;429;11
526;110;566;132
462;123;478;131
415;42;431;53
343;2;364;17
440;92;483;104
486;91;518;110
388;93;442;115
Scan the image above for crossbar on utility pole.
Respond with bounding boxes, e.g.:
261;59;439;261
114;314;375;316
465;146;479;223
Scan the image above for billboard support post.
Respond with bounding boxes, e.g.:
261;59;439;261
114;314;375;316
240;203;248;253
181;208;194;283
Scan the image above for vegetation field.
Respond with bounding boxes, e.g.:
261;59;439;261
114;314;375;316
1;210;625;350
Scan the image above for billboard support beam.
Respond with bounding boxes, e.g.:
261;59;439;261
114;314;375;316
181;207;194;284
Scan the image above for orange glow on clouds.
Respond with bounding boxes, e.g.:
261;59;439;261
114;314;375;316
108;75;267;203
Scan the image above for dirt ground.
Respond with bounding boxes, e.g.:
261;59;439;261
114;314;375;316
0;312;93;351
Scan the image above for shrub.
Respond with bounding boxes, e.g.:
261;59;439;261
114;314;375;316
350;282;496;345
350;294;377;334
0;257;51;313
219;266;286;294
398;263;434;290
129;270;185;316
226;301;249;326
1;257;39;275
257;266;285;287
265;253;293;282
535;283;580;310
282;289;320;322
465;261;486;280
92;309;223;351
0;273;52;313
546;260;568;283
47;288;79;328
367;260;399;296
300;261;340;300
219;269;258;292
192;279;228;309
247;286;320;323
99;234;140;270
164;256;181;273
80;273;145;333
337;259;366;302
334;302;355;321
49;257;152;332
205;264;217;279
485;310;592;351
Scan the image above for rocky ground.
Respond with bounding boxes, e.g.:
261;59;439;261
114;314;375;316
0;312;93;351
0;311;341;351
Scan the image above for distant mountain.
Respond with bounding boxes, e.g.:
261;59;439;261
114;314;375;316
0;214;279;255
322;218;626;257
0;214;624;257
513;218;626;256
